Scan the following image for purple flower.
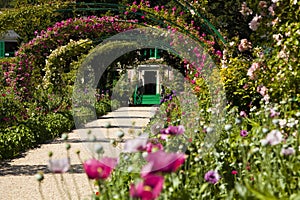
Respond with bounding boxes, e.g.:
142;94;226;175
123;134;148;153
204;170;221;184
130;175;164;200
48;158;70;173
240;130;248;137
83;157;118;180
281;147;295;156
141;150;186;176
261;130;283;146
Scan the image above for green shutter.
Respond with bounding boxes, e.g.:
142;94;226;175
149;49;155;58
0;41;4;58
155;48;161;59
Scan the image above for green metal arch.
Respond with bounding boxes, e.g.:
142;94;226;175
56;2;226;46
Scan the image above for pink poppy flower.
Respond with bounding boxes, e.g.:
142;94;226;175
123;134;148;153
48;158;70;173
160;125;185;136
281;147;295;156
146;141;164;153
141;150;185;176
130;175;164;200
261;130;283;146
83;157;117;180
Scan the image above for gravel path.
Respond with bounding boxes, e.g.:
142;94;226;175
0;106;157;200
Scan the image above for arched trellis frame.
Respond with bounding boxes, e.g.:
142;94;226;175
5;1;225;100
73;27;226;155
56;1;226;46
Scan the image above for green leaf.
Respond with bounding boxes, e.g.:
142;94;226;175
199;183;209;194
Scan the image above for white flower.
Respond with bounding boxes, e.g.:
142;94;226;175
261;130;283;146
279;119;287;128
224;124;233;131
273;34;283;45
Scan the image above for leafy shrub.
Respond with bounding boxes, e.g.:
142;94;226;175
0;124;35;159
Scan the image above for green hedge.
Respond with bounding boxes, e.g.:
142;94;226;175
0;112;74;160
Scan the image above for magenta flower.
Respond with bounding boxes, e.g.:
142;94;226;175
130;175;164;200
146;141;164;153
204;170;221;184
141;150;185;176
240;130;248;137
160;125;185;136
231;170;238;175
83;157;117;180
48;158;70;173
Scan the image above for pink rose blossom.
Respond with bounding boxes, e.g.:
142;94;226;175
249;15;262;31
238;39;252;52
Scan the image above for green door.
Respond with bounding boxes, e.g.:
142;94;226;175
0;41;4;58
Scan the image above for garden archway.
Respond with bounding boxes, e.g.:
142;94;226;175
6;1;225;99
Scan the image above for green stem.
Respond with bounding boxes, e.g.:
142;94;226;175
60;174;72;200
38;182;45;200
52;174;65;199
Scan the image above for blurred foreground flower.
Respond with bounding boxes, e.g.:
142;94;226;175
48;158;70;173
204;170;221;184
83;157;118;180
160;125;185;136
130;175;164;200
146;141;164;153
123;134;148;153
281;147;295;156
261;129;283;146
141;150;186;176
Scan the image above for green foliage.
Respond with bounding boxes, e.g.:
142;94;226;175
0;124;35;159
42;39;93;91
0;112;74;159
0;1;71;42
